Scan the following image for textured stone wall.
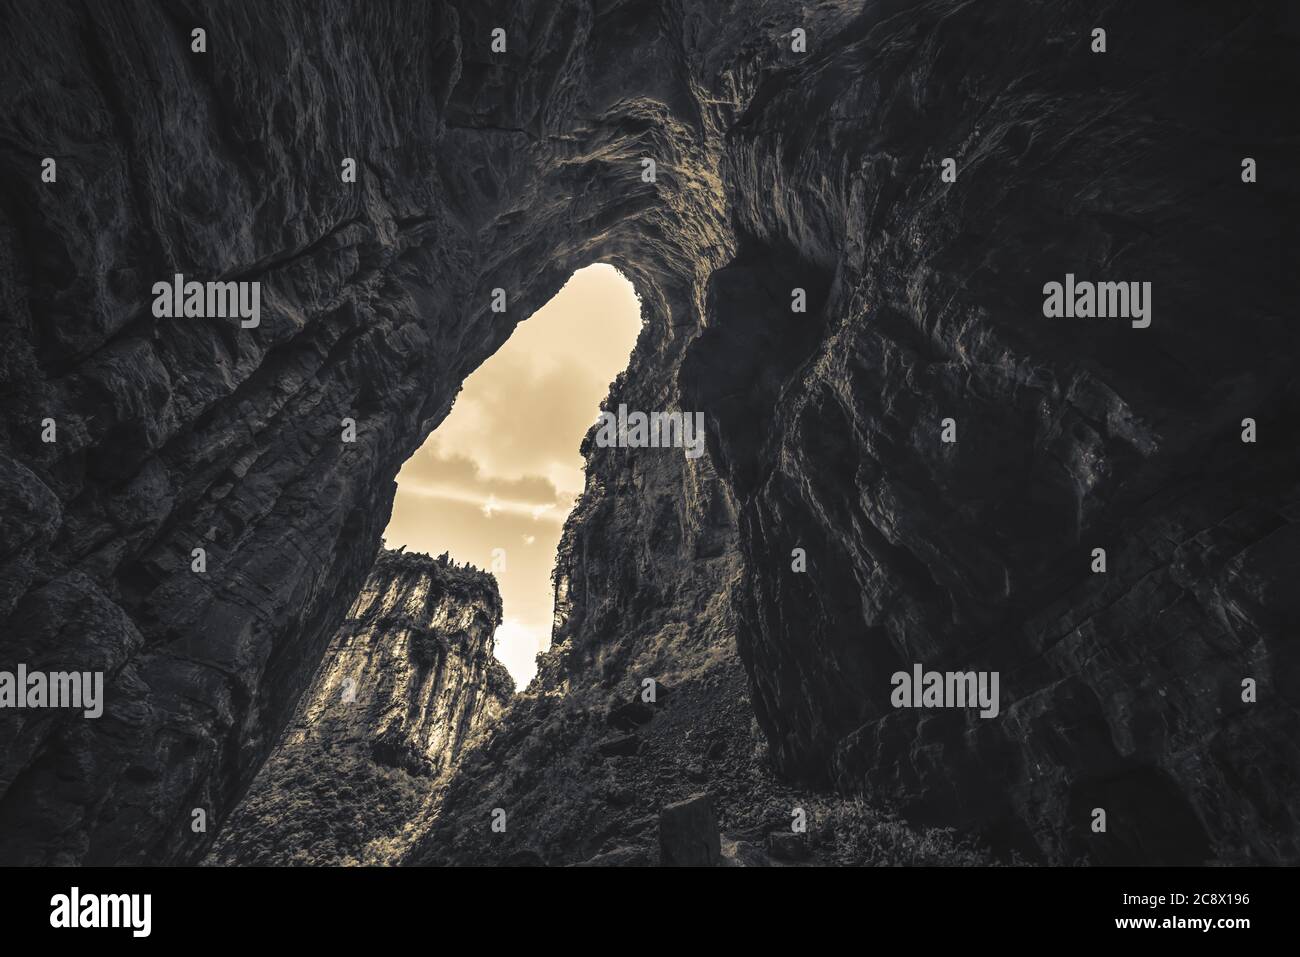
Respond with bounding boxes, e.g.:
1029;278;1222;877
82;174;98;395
0;0;1296;865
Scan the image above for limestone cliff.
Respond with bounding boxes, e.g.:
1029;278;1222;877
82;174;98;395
207;548;511;865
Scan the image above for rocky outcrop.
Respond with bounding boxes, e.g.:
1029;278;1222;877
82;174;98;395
1;0;1296;865
206;548;511;865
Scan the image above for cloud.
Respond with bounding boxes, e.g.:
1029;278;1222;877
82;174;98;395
423;265;641;498
397;448;573;523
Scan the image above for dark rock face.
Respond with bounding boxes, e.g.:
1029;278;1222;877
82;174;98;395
1;0;1296;866
684;4;1300;864
659;793;721;867
206;549;511;865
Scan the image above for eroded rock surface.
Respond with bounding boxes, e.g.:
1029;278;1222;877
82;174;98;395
0;0;1296;865
206;549;510;865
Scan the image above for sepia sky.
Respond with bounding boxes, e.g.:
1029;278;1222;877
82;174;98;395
384;264;642;686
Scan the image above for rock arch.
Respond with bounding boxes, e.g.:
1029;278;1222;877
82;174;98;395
0;0;1296;864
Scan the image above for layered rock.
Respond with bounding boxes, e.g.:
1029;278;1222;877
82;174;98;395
1;0;1296;865
206;548;511;865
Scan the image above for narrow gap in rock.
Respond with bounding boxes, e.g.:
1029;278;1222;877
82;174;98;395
385;263;642;687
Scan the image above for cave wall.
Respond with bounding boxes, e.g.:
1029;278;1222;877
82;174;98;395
1;0;1297;865
680;1;1300;862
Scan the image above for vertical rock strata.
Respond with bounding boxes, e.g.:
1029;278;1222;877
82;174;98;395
0;0;1296;863
207;549;511;865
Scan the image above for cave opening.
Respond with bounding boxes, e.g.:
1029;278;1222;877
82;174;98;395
382;264;643;687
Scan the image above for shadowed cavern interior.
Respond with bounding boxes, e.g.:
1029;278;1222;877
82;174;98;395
1;0;1297;866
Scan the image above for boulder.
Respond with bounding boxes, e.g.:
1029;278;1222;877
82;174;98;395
659;793;721;866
